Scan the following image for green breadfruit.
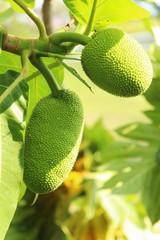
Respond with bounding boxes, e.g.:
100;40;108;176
81;28;153;97
24;89;84;194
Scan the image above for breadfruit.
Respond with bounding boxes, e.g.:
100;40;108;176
81;28;153;97
24;89;84;194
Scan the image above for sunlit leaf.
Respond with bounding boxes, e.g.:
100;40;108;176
0;52;22;74
0;80;28;240
95;0;150;30
64;0;92;25
0;70;28;113
0;52;64;118
63;0;150;31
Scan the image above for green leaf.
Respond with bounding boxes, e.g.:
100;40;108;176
5;192;69;240
94;0;150;31
63;0;92;25
0;82;28;240
0;7;14;22
117;122;160;144
0;70;28;113
0;52;22;74
0;52;64;116
142;165;160;224
101;156;156;194
63;0;150;31
5;0;35;13
96;114;160;223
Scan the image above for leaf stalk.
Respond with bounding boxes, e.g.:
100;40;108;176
84;0;98;35
13;0;47;39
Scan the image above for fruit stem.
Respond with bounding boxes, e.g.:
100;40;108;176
49;32;91;48
84;0;98;35
13;0;47;39
30;55;60;97
25;61;60;83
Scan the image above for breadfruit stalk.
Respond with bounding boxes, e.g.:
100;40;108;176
30;55;60;97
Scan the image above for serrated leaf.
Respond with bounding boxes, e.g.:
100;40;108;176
63;0;150;31
142;165;160;224
0;70;28;113
0;81;28;240
5;0;35;13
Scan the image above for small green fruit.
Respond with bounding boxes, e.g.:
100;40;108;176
24;89;84;194
81;28;153;97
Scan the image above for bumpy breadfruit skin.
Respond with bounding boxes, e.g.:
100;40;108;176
81;28;153;97
24;89;84;194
